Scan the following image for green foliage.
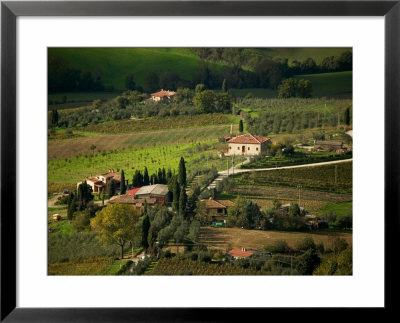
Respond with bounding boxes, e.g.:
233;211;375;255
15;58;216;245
314;246;352;275
107;179;115;198
91;204;142;259
227;197;262;229
125;73;136;90
143;72;160;93
120;170;126;194
178;157;187;187
194;89;216;113
264;240;291;254
239;119;243;133
295;248;321;275
295;237;316;253
278;78;312;99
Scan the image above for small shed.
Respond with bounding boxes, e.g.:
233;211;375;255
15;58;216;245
52;214;61;221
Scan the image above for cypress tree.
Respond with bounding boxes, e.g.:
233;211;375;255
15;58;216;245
141;213;150;250
157;168;163;184
108;179;115;198
239;119;244;133
179;185;187;217
344;107;351;126
143;167;150;186
172;177;180;211
51;109;59;127
222;79;227;93
166;168;172;182
162;168;166;184
178;157;186;187
120;170;126;194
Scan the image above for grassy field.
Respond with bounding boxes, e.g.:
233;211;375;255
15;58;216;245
76;113;238;134
49;48;223;90
198;227;352;250
318;201;352;217
49;139;232;184
226;184;352;213
230;71;352;99
48;124;236;159
250;48;351;65
294;71;352;97
237;161;352;194
48;257;131;275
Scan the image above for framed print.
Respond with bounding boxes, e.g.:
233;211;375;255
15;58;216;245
1;0;399;321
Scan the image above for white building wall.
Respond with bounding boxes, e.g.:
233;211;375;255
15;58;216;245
227;143;262;156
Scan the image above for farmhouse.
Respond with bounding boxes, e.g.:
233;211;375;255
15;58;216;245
226;134;271;156
134;184;170;205
107;194;158;209
314;140;344;152
227;248;254;260
150;89;176;102
201;198;234;223
77;169;121;194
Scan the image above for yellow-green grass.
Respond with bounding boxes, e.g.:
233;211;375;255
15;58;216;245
48;257;130;275
318;201;352;217
230;88;277;98
228;184;351;213
294;71;352;97
48;48;224;89
198;227;352;251
237;161;352;194
48;140;230;184
48;124;236;159
77;113;238;134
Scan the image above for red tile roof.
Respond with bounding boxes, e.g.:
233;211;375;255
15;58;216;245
202;198;234;209
227;134;270;144
151;90;176;98
227;248;254;258
126;187;141;195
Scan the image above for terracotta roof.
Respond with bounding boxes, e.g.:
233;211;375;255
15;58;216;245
202;198;234;209
217;200;235;207
227;248;254;258
101;171;121;182
126;187;141;195
227;134;270;144
151;90;176;98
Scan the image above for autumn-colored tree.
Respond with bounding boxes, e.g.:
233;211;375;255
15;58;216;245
91;204;141;259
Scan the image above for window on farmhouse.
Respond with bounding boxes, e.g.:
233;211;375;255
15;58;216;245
217;208;223;213
256;147;259;151
248;147;250;150
229;146;232;149
237;147;240;150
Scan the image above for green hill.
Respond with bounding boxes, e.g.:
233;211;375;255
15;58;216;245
248;48;351;65
49;47;351;90
294;71;352;97
48;48;219;90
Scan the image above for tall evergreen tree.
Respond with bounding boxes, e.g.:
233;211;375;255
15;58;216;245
178;157;187;187
179;185;187;217
107;179;115;198
239;119;244;133
162;168;166;184
166;168;172;182
143;167;150;186
344;107;351;126
120;170;126;194
172;177;180;211
132;170;143;187
222;78;227;92
157;168;163;184
141;203;150;250
51;109;59;127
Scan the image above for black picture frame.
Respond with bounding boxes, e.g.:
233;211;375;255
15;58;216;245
1;1;399;321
